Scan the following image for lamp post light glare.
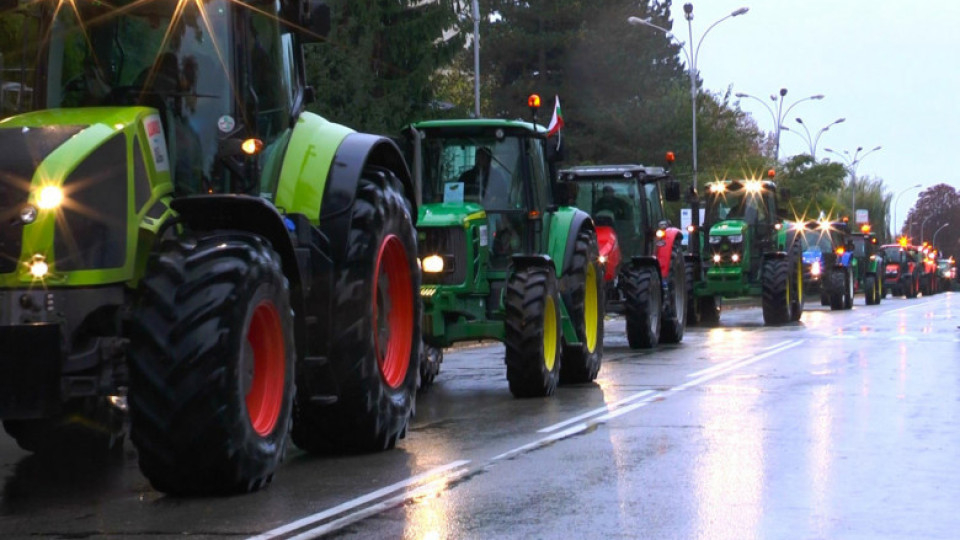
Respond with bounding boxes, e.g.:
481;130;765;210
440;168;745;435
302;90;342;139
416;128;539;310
628;3;749;260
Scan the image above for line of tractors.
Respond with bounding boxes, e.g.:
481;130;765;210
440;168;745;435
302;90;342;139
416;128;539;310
0;0;951;498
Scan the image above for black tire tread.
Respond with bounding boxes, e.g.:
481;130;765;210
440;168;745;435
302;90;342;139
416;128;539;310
623;266;661;349
560;230;604;384
505;266;561;398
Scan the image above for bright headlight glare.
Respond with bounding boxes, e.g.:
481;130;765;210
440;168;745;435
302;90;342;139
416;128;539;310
422;254;445;273
37;186;64;210
712;254;722;263
29;255;49;279
811;261;821;276
598;255;607;264
731;253;740;263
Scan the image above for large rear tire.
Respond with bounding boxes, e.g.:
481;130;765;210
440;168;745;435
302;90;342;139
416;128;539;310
505;266;562;398
560;230;604;384
623;266;661;349
865;275;878;305
789;248;805;322
762;258;791;325
129;233;295;495
660;243;687;343
291;167;420;454
828;270;845;310
843;269;854;309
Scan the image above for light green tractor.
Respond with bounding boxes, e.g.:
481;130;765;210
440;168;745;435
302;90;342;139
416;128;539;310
0;0;420;494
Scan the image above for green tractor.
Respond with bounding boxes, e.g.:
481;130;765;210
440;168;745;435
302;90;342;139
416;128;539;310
403;104;604;397
558;163;688;348
850;225;884;305
0;0;421;495
688;177;804;325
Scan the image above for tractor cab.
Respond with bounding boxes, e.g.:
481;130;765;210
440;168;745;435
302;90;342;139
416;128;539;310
702;179;783;276
0;0;328;196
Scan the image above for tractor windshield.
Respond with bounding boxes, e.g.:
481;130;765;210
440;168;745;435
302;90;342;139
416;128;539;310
40;0;234;193
421;135;524;210
801;230;833;253
882;246;905;263
705;186;772;225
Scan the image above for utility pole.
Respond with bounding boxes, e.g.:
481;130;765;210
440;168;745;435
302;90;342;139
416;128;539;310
473;0;481;118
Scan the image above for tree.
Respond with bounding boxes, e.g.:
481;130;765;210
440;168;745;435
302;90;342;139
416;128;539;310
903;184;960;259
836;175;892;242
776;155;847;220
304;0;463;134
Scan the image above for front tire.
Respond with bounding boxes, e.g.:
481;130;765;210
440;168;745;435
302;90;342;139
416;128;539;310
505;266;562;398
291;167;420;454
560;229;604;384
129;233;295;495
762;258;791;325
660;243;687;343
865;275;878;305
623;266;662;349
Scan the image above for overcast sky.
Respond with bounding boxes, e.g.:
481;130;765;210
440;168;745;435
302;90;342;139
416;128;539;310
661;0;957;231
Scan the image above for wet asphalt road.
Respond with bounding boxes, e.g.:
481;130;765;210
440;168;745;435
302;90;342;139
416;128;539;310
1;292;959;539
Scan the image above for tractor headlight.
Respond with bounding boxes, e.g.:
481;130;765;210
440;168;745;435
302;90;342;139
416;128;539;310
598;255;607;265
712;253;722;263
422;254;445;273
811;260;821;276
731;253;740;263
37;186;64;210
28;254;49;279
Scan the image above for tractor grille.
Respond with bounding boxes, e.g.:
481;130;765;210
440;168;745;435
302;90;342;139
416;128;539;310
0;126;86;274
419;227;467;285
53;134;128;271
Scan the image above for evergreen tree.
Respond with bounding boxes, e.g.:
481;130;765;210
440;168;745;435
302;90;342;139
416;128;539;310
903;184;960;258
304;0;463;134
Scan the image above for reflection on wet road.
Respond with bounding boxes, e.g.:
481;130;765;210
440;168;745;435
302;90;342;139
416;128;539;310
1;294;959;539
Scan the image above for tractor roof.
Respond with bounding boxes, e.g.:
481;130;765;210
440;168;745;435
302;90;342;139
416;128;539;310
406;118;546;135
559;164;668;182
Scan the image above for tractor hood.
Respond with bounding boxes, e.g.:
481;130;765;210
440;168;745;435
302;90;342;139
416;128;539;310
0;107;173;286
708;220;747;237
418;201;487;228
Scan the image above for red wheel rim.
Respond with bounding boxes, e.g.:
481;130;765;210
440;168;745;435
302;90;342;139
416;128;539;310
373;234;414;389
245;301;285;437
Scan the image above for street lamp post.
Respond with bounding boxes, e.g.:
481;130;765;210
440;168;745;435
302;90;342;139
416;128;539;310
920;215;934;244
628;4;749;262
734;89;824;161
825;145;882;223
787;117;845;160
893;183;922;239
472;0;481;117
933;223;950;249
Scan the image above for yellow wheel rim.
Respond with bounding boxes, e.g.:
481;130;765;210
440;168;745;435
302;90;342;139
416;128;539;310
583;263;599;353
796;258;803;304
543;295;558;372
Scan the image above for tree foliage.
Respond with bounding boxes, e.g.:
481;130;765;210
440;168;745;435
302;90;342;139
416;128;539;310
304;0;463;134
776;154;847;220
903;184;960;259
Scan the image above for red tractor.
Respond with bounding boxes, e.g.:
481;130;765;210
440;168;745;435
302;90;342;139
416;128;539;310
559;162;687;348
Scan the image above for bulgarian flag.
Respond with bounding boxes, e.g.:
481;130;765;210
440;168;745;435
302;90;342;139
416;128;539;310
546;95;564;137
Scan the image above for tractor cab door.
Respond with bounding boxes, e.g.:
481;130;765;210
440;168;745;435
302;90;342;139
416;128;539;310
639;180;666;256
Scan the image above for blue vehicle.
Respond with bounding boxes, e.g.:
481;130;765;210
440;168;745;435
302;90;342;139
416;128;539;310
799;222;834;305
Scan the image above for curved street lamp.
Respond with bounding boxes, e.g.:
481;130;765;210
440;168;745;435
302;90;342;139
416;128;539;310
825;145;882;223
893;183;922;239
787;117;845;160
734;89;824;161
933;223;950;249
628;3;749;258
921;214;935;244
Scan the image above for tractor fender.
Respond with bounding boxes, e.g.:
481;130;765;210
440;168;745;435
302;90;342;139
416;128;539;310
628;255;663;280
762;251;789;260
317;132;416;263
547;208;595;277
654;227;683;278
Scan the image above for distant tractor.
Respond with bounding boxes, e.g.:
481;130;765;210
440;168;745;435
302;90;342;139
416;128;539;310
822;221;857;311
559;162;688;348
403;102;604;397
687;176;804;325
850;225;883;305
0;0;421;495
881;241;921;298
798;220;836;306
937;257;956;292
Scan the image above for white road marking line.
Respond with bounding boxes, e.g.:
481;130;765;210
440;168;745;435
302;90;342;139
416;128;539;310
686;339;797;378
247;459;470;540
284;467;474;540
673;339;803;391
537;390;655;433
493;423;590;461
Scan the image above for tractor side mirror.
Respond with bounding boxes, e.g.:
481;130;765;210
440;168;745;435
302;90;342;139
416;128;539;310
664;179;681;202
302;1;332;43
